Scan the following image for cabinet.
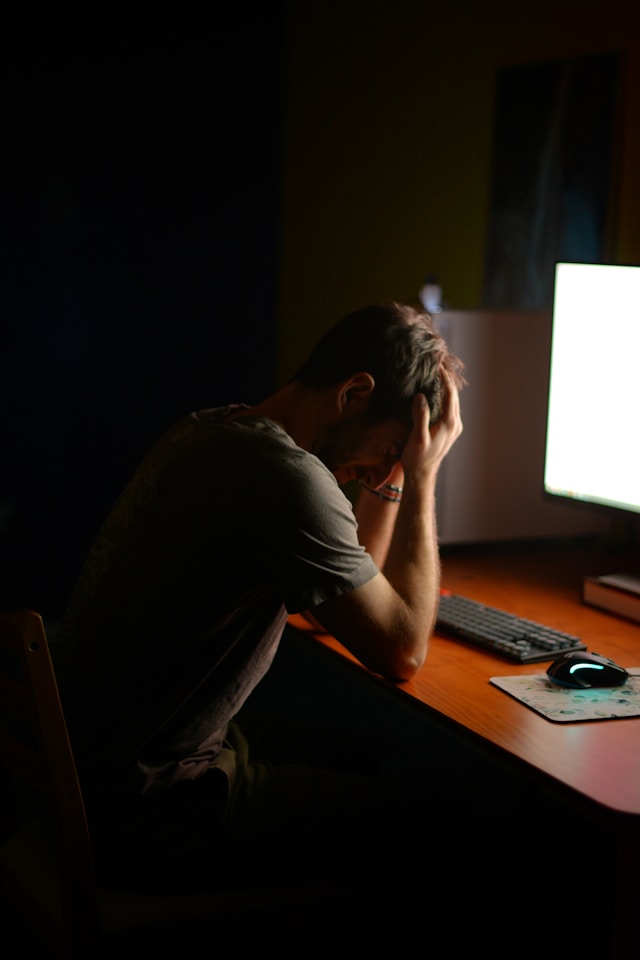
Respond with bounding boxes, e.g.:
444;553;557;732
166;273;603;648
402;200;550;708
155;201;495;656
434;310;610;544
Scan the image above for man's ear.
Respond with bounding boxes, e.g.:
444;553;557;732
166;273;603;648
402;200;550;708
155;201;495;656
338;372;375;413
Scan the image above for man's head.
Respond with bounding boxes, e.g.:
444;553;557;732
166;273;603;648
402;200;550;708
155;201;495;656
291;301;465;486
292;300;465;427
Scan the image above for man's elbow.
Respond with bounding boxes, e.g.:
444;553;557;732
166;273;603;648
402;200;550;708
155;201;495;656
383;643;428;682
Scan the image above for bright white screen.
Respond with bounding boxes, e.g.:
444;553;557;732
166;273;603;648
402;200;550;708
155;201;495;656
544;262;640;515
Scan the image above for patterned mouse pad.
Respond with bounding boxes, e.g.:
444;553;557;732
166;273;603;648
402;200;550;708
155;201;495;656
489;672;640;722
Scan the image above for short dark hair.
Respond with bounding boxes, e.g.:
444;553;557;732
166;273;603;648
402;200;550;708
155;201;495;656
292;301;465;424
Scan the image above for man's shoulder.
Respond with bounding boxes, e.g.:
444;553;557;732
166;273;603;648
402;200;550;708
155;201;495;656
161;408;342;506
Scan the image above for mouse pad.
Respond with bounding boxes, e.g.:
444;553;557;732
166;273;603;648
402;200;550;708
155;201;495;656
489;671;640;722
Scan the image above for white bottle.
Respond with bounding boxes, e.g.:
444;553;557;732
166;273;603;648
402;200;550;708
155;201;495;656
419;274;442;313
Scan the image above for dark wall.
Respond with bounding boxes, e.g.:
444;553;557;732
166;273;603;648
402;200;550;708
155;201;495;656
0;14;285;619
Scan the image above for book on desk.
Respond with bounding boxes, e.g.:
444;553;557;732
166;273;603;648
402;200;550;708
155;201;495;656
582;573;640;625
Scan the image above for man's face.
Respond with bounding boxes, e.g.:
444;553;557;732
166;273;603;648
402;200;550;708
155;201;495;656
312;411;410;488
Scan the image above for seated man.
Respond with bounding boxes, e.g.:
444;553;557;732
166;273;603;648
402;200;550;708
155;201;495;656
54;300;468;897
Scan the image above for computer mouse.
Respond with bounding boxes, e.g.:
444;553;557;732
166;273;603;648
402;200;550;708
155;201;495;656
546;651;629;689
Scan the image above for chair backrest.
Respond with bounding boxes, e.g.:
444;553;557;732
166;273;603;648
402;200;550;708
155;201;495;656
0;610;368;958
0;608;100;955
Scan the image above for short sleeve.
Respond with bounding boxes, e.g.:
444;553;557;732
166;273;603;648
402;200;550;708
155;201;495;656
266;451;379;612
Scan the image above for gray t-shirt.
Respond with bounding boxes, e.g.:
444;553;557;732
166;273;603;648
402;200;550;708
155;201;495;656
54;407;378;801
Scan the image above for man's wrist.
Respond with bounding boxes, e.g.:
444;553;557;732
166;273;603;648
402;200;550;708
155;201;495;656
359;481;403;503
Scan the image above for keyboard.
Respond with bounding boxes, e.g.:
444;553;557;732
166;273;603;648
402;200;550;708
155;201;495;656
436;593;587;664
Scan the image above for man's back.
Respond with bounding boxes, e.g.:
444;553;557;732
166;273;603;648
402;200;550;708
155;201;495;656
53;406;376;803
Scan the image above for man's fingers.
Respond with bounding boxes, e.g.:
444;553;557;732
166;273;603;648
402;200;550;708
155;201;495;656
412;392;430;438
439;368;463;437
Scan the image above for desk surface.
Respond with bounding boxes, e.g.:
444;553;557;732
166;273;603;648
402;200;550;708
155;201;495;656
290;539;640;817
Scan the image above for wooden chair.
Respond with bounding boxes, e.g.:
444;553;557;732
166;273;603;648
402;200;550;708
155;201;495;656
0;609;365;959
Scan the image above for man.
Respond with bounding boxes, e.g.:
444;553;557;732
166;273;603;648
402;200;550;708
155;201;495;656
53;300;465;894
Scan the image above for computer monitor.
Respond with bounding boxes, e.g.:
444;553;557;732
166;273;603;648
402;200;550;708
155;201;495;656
544;262;640;526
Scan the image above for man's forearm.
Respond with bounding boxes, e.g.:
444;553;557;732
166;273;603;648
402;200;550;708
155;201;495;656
382;472;441;637
353;483;402;568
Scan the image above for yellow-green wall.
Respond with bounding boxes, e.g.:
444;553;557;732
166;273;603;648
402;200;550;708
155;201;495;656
277;0;640;381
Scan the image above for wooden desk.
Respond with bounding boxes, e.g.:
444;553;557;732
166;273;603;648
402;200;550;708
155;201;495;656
288;539;640;958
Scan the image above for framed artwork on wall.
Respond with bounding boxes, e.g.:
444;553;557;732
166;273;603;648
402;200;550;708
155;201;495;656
483;51;621;310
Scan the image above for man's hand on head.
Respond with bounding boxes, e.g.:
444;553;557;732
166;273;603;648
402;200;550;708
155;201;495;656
401;371;462;486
